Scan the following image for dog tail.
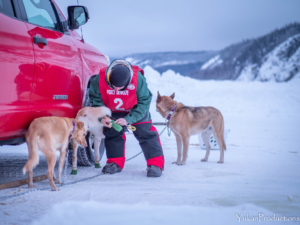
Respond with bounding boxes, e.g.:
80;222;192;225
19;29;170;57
102;106;112;117
22;132;39;174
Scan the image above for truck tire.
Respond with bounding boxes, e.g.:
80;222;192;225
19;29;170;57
68;131;103;166
68;87;106;166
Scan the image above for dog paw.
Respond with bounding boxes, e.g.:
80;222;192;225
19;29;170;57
201;158;208;162
177;161;186;166
55;180;62;184
217;160;224;163
172;161;180;164
28;184;37;188
51;187;60;191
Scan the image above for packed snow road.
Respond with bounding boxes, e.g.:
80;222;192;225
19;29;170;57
0;67;299;224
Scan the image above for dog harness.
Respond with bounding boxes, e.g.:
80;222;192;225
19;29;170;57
69;121;75;139
167;104;177;121
99;65;143;113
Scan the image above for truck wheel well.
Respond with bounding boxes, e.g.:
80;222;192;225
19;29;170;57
87;75;97;89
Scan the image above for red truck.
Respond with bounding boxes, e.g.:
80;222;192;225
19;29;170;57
0;0;107;166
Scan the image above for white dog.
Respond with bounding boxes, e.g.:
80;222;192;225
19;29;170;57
75;106;111;169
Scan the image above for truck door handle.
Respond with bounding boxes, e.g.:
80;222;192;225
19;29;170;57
33;36;48;46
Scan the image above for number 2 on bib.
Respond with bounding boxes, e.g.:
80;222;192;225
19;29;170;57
114;98;124;110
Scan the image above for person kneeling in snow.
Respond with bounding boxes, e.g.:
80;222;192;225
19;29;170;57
89;59;164;177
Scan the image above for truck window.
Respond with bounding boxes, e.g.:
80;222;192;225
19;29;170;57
22;0;58;30
0;0;15;17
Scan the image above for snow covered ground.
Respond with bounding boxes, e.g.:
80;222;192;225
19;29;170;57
0;67;300;224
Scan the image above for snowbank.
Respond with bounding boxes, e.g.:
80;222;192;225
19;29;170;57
144;65;300;121
31;201;285;225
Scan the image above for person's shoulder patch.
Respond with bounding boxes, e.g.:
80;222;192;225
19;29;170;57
127;84;135;90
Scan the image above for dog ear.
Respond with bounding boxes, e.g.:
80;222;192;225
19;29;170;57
76;121;85;129
170;92;175;99
75;109;84;120
157;91;162;103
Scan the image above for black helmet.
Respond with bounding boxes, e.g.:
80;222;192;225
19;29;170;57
107;59;133;91
109;64;131;88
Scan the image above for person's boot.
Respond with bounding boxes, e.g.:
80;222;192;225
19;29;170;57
102;163;122;174
147;165;162;177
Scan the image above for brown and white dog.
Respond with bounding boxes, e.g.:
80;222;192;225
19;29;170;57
156;92;226;165
75;106;112;168
23;117;87;191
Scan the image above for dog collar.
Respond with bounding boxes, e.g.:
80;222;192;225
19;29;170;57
167;104;177;121
69;121;75;139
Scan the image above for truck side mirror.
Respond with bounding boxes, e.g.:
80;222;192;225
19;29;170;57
67;6;90;30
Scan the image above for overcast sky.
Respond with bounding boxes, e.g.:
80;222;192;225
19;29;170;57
56;0;300;57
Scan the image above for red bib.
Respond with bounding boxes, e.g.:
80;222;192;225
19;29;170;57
99;65;143;113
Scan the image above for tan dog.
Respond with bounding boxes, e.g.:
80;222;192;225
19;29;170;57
156;92;226;165
75;106;111;168
23;117;87;191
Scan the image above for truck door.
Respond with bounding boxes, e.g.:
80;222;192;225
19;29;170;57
19;0;83;119
0;0;34;138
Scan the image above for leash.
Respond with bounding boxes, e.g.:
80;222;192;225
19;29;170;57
60;123;165;179
0;172;106;201
61;122;137;180
167;125;172;136
125;123;171;161
0;123;171;201
165;104;176;136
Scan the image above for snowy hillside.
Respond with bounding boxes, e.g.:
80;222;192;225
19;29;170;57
200;55;223;70
236;34;300;82
123;51;216;77
122;23;300;82
256;34;300;81
195;23;300;81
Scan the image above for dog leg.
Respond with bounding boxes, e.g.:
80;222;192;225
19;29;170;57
28;169;37;188
53;169;56;181
201;128;213;162
178;135;190;165
94;137;100;162
24;133;39;188
213;121;225;163
56;148;67;184
172;133;182;164
94;137;102;168
46;151;59;191
72;141;78;171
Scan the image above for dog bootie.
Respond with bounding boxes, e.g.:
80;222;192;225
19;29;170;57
70;167;77;175
102;162;122;174
95;161;101;168
147;165;162;177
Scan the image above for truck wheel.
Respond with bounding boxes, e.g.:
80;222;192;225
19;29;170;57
68;131;96;166
67;87;106;166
